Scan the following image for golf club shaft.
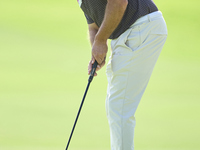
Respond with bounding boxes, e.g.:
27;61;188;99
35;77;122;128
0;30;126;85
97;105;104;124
65;81;91;150
65;60;98;150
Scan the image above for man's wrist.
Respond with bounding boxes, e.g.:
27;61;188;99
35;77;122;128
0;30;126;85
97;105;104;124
94;34;108;44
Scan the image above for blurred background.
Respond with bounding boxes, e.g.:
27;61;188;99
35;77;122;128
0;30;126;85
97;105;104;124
0;0;200;150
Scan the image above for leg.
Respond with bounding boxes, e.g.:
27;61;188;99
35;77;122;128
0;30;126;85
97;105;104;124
106;12;167;150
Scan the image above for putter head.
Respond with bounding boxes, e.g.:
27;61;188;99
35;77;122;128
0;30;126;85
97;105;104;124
88;60;98;82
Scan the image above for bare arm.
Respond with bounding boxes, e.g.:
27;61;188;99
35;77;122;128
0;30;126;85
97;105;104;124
88;23;99;46
95;0;128;43
92;0;128;63
88;0;128;75
88;23;100;76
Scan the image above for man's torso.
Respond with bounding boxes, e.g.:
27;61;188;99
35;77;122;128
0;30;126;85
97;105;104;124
79;0;158;39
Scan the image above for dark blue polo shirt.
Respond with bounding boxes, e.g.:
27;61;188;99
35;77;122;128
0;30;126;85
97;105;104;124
78;0;158;39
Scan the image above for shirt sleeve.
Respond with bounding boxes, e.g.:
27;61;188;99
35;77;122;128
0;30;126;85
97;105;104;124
84;14;94;24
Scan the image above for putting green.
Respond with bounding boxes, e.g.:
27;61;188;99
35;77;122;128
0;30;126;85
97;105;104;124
0;0;200;150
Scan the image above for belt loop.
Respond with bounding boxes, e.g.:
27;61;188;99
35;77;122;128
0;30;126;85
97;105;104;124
148;14;151;22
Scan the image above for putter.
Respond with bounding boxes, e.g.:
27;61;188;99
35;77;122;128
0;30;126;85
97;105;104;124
65;60;98;150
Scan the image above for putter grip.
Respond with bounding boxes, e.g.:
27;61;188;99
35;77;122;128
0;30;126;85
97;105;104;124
88;60;98;82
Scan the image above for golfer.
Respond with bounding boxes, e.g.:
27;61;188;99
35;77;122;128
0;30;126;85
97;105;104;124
78;0;167;149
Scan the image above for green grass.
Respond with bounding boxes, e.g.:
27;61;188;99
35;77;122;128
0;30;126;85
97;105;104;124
0;0;200;150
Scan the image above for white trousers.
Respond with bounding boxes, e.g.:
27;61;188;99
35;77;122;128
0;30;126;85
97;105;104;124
105;11;168;150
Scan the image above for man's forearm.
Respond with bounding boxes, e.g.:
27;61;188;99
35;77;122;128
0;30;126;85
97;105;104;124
95;0;128;42
88;0;128;65
88;26;98;46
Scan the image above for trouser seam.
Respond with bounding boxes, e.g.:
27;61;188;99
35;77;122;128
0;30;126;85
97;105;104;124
121;64;130;150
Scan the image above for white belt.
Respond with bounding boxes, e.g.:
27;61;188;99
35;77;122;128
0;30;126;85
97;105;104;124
131;11;163;27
